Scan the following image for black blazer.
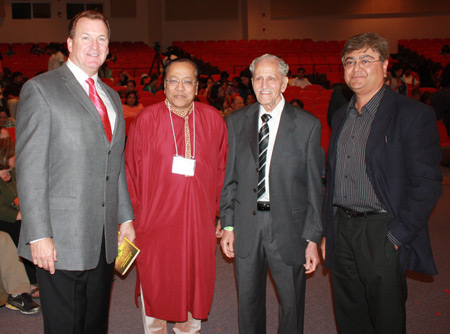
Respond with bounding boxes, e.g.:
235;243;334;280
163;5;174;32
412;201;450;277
323;87;442;275
220;102;323;266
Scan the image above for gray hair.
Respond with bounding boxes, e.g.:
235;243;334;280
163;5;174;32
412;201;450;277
249;54;289;77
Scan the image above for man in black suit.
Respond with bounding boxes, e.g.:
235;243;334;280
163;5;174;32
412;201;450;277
220;54;323;334
323;33;442;333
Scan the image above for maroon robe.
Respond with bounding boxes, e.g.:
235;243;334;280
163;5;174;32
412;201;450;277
125;101;228;321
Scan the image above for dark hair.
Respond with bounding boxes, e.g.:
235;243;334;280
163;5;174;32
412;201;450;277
12;72;23;80
127;79;136;87
440;64;450;88
0;138;15;170
125;91;139;106
163;58;198;81
391;63;403;78
342;32;389;63
297;67;306;73
290;99;304;109
68;10;110;39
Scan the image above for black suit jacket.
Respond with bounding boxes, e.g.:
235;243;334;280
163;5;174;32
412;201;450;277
324;87;442;275
220;102;323;266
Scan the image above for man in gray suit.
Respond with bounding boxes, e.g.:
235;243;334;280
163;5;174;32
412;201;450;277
220;54;323;334
15;11;135;334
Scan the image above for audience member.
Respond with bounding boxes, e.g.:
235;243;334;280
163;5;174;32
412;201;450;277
116;70;129;86
3;72;24;119
389;63;407;95
125;58;228;334
143;74;160;94
0;232;41;314
119;79;137;98
227;76;241;96
431;63;450;134
45;43;66;71
245;92;257;105
0;108;15;128
402;66;420;87
122;91;144;118
290;67;312;88
411;87;422;101
239;69;254;99
98;61;113;79
323;32;442;334
290;98;304;109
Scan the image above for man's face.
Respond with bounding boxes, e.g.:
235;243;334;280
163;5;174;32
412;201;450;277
252;58;288;112
343;47;388;97
14;75;24;84
164;62;198;112
67;18;109;77
126;93;136;106
297;69;305;79
232;96;245;110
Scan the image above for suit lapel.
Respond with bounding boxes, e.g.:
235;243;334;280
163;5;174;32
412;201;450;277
245;104;260;163
366;88;395;160
271;104;297;165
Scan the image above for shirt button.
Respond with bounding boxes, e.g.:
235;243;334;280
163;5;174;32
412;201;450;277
253;188;257;193
252;211;256;215
106;176;109;181
102;202;105;207
108;150;111;155
347;155;350;159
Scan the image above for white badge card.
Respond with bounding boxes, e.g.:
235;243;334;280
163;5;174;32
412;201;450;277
172;155;196;176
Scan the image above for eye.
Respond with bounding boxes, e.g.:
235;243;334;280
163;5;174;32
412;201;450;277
182;80;193;86
361;59;371;65
345;60;355;67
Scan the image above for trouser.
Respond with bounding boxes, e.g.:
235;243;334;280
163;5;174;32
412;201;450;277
235;210;306;334
37;234;114;334
0;231;30;296
140;290;201;334
331;208;407;334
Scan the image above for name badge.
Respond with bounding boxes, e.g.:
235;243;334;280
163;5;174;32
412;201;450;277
172;155;196;176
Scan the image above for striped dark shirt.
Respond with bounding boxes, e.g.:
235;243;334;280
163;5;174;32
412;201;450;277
333;85;387;212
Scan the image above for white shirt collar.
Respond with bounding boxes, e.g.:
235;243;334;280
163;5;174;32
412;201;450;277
66;58;99;87
258;95;285;122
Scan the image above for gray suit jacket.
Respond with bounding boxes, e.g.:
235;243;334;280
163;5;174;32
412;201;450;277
16;63;134;271
220;102;323;266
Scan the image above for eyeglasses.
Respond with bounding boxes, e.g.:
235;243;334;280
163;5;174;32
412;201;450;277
343;58;382;69
166;79;196;87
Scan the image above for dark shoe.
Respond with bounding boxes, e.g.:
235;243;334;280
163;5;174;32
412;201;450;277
6;293;41;314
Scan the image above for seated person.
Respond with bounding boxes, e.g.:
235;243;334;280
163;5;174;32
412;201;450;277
122;91;144;118
290;67;312;89
402;66;420;87
0;231;41;314
245;93;256;105
143;74;160;95
3;72;24;119
0;108;15;128
116;71;130;86
227;76;242;97
119;79;137;98
389;64;407;95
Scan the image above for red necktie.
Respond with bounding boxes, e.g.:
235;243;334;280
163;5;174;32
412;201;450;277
86;78;113;142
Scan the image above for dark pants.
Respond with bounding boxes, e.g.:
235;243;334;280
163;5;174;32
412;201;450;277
37;235;115;334
331;208;407;334
235;211;306;334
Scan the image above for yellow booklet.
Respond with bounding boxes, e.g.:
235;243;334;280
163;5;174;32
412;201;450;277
115;232;140;276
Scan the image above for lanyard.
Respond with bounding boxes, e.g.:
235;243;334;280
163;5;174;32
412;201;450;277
168;102;196;159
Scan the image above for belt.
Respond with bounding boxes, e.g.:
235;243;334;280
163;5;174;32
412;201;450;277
337;206;385;218
257;202;270;211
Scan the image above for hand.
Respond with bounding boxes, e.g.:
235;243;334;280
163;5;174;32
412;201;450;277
30;237;57;274
118;221;135;245
215;219;223;238
304;241;320;274
220;230;235;258
320;237;326;261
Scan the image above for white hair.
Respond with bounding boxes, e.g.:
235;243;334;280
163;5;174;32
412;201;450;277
249;54;289;77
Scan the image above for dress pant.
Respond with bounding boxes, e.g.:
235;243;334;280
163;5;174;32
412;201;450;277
331;208;407;334
235;210;306;334
37;234;114;334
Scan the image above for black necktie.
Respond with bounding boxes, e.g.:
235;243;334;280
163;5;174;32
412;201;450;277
257;113;272;200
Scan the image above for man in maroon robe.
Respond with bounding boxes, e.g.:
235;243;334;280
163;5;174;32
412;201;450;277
125;58;228;333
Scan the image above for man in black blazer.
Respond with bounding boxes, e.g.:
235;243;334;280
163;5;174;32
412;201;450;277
323;33;442;333
220;54;323;334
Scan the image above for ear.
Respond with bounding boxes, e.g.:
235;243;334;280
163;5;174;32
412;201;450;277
281;76;289;93
382;59;389;78
67;37;73;53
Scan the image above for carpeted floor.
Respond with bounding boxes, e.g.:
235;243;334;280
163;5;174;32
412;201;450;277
1;184;449;333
